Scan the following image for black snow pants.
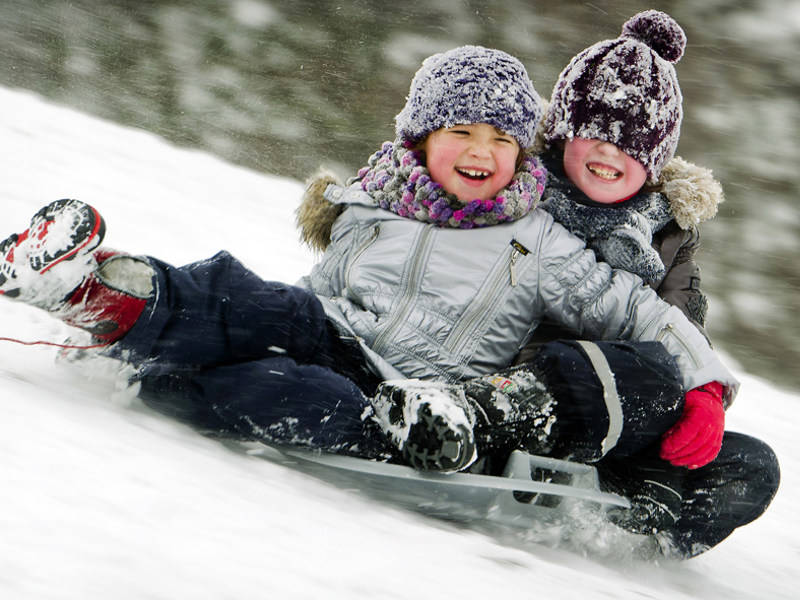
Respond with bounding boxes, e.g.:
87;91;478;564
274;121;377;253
112;251;386;457
110;251;778;558
526;339;780;558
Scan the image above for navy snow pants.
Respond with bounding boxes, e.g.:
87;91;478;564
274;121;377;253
597;431;780;558
113;251;386;457
115;252;688;462
109;251;778;557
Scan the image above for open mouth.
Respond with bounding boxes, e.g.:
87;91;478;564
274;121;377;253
456;167;492;181
587;163;622;180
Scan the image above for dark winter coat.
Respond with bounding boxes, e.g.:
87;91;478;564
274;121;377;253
515;153;723;365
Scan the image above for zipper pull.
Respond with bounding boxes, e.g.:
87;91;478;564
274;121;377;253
657;323;674;341
508;239;529;287
510;250;519;287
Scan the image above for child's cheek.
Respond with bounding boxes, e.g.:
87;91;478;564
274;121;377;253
495;149;519;188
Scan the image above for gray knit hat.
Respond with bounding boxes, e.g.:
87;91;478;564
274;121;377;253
395;45;543;148
544;10;686;181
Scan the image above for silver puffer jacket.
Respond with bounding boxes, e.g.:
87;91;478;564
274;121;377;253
297;178;738;398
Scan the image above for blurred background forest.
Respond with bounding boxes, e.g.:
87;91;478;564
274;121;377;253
1;0;798;392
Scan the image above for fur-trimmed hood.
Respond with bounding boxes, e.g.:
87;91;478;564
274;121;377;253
657;155;723;230
296;169;345;253
296;154;723;253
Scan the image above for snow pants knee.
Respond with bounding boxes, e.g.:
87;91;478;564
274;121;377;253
599;431;780;558
110;251;385;456
526;341;779;558
529;339;685;462
671;431;780;557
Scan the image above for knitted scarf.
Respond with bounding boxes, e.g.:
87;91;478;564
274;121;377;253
540;154;674;284
348;140;547;229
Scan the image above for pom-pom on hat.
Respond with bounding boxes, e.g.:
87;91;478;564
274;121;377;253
544;10;687;181
395;45;543;149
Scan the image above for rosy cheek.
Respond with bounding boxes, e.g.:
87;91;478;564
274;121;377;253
500;165;516;185
562;157;583;185
425;152;450;184
626;157;647;188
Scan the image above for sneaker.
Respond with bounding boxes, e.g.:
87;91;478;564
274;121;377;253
1;199;105;307
370;379;478;473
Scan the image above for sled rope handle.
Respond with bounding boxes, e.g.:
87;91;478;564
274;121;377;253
0;336;110;350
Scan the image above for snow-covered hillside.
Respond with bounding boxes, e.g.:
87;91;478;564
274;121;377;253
0;86;795;599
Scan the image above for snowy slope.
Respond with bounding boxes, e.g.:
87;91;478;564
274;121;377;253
0;86;795;600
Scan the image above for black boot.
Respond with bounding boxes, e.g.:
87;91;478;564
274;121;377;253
597;455;685;536
370;365;558;474
463;364;559;461
371;379;478;473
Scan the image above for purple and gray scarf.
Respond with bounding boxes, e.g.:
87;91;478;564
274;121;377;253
349;140;547;229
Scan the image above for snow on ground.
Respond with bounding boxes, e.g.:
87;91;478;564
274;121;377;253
0;86;795;599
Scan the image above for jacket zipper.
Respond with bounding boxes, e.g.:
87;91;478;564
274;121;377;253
509;239;530;288
344;224;380;292
509;248;521;286
656;322;701;370
445;246;518;354
372;225;434;354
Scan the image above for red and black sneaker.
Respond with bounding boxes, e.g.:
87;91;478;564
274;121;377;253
59;251;153;343
0;199;105;305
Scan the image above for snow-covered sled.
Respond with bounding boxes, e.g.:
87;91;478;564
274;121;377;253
245;445;630;527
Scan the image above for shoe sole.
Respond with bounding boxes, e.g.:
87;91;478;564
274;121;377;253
403;405;476;473
30;199;106;273
0;199;105;295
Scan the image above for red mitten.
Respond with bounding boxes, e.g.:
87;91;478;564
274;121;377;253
660;381;725;469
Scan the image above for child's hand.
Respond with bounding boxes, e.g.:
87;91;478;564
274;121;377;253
660;381;724;469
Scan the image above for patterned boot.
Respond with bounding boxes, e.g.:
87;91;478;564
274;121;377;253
370;365;558;474
1;199;105;304
462;364;559;460
371;379;478;473
1;199;153;343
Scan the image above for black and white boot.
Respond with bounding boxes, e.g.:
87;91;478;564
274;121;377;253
371;379;478;473
462;365;559;459
370;365;558;474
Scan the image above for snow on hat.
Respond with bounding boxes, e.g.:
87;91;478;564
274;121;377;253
544;10;687;181
395;45;543;149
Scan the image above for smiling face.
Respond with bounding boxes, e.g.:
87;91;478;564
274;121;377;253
562;138;647;204
422;123;520;203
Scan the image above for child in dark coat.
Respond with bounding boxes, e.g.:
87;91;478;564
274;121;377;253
372;11;778;559
529;11;779;558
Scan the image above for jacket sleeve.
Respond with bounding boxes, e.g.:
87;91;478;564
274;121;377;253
653;223;710;337
534;215;738;398
515;223;712;365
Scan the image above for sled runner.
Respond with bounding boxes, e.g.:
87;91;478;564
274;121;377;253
245;445;630;527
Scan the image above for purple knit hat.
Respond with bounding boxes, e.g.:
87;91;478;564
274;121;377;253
395;45;543;148
544;10;687;181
